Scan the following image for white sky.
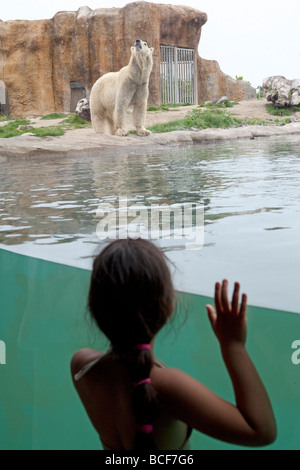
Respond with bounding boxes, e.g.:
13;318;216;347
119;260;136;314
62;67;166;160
1;0;299;88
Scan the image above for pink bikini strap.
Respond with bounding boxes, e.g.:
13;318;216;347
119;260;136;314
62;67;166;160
136;424;154;434
134;344;151;351
134;378;152;388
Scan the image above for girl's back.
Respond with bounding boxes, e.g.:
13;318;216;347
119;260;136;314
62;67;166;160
71;349;191;450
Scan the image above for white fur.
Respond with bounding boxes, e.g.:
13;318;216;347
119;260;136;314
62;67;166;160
90;40;154;136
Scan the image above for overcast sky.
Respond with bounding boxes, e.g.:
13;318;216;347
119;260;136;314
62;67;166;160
1;0;299;88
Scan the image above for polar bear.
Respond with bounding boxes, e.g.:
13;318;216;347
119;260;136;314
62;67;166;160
90;39;154;136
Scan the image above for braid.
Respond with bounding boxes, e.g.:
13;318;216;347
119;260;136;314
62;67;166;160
131;348;160;450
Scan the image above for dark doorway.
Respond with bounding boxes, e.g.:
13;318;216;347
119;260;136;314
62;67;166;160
70;81;86;113
0;81;10;115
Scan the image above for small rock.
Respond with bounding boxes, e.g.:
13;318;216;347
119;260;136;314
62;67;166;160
210;96;229;106
18;125;34;130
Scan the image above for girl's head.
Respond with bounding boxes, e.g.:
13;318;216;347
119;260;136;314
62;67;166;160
88;238;175;351
88;238;175;450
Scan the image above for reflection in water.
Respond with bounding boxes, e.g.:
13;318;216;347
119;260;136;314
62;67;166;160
1;135;300;311
1;136;300;250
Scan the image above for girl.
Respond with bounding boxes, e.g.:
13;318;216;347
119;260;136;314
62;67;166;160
71;238;277;450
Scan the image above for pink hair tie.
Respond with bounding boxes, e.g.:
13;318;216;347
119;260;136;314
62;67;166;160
134;344;151;351
137;424;153;434
134;378;152;388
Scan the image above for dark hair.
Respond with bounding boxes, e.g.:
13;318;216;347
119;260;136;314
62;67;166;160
88;238;175;450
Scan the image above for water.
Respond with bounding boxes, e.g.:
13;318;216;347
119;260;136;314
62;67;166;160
1;135;300;312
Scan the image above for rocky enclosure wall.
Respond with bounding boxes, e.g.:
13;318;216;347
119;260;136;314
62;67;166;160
0;2;255;117
198;58;256;103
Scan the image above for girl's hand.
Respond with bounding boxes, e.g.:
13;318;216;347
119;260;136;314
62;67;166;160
206;280;248;348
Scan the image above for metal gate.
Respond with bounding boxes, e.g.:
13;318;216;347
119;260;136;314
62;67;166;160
0;80;9;115
160;46;197;105
70;81;86;113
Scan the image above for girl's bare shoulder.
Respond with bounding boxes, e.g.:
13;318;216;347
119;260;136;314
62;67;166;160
71;348;104;377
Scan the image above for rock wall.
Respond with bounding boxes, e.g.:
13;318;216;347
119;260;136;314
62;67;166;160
198;58;256;103
0;2;255;117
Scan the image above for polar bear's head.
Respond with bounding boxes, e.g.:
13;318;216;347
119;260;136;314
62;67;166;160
131;39;154;59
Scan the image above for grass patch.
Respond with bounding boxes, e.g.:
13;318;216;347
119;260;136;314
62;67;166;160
31;127;65;137
265;103;300;116
41;113;69;120
61;113;91;129
0;114;13;122
147;103;192;112
0;118;65;138
168;103;193;107
0;119;31;138
0;114;92;138
147;104;172;112
147;109;242;133
274;118;292;125
147;119;187;133
241;118;268;126
198;101;238;109
147;107;293;134
184;108;241;129
266;104;292;116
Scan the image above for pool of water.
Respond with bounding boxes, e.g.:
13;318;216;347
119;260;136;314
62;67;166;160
1;135;300;313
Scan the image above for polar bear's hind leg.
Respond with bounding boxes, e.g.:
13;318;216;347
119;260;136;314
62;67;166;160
91;114;104;134
132;101;151;136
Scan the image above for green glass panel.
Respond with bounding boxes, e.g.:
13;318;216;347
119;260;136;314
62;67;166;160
0;249;299;450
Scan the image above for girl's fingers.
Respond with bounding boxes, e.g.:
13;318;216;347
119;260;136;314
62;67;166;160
221;279;231;313
214;280;248;318
231;282;240;315
239;293;248;318
206;305;217;329
214;282;222;314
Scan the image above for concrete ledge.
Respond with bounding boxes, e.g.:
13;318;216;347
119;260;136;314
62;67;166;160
1;123;300;158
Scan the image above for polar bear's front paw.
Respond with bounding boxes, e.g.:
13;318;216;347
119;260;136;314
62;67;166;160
137;128;151;136
116;128;129;137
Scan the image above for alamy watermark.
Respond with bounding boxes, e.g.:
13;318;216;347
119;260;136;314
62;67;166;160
95;197;204;250
0;340;6;365
291;340;300;365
